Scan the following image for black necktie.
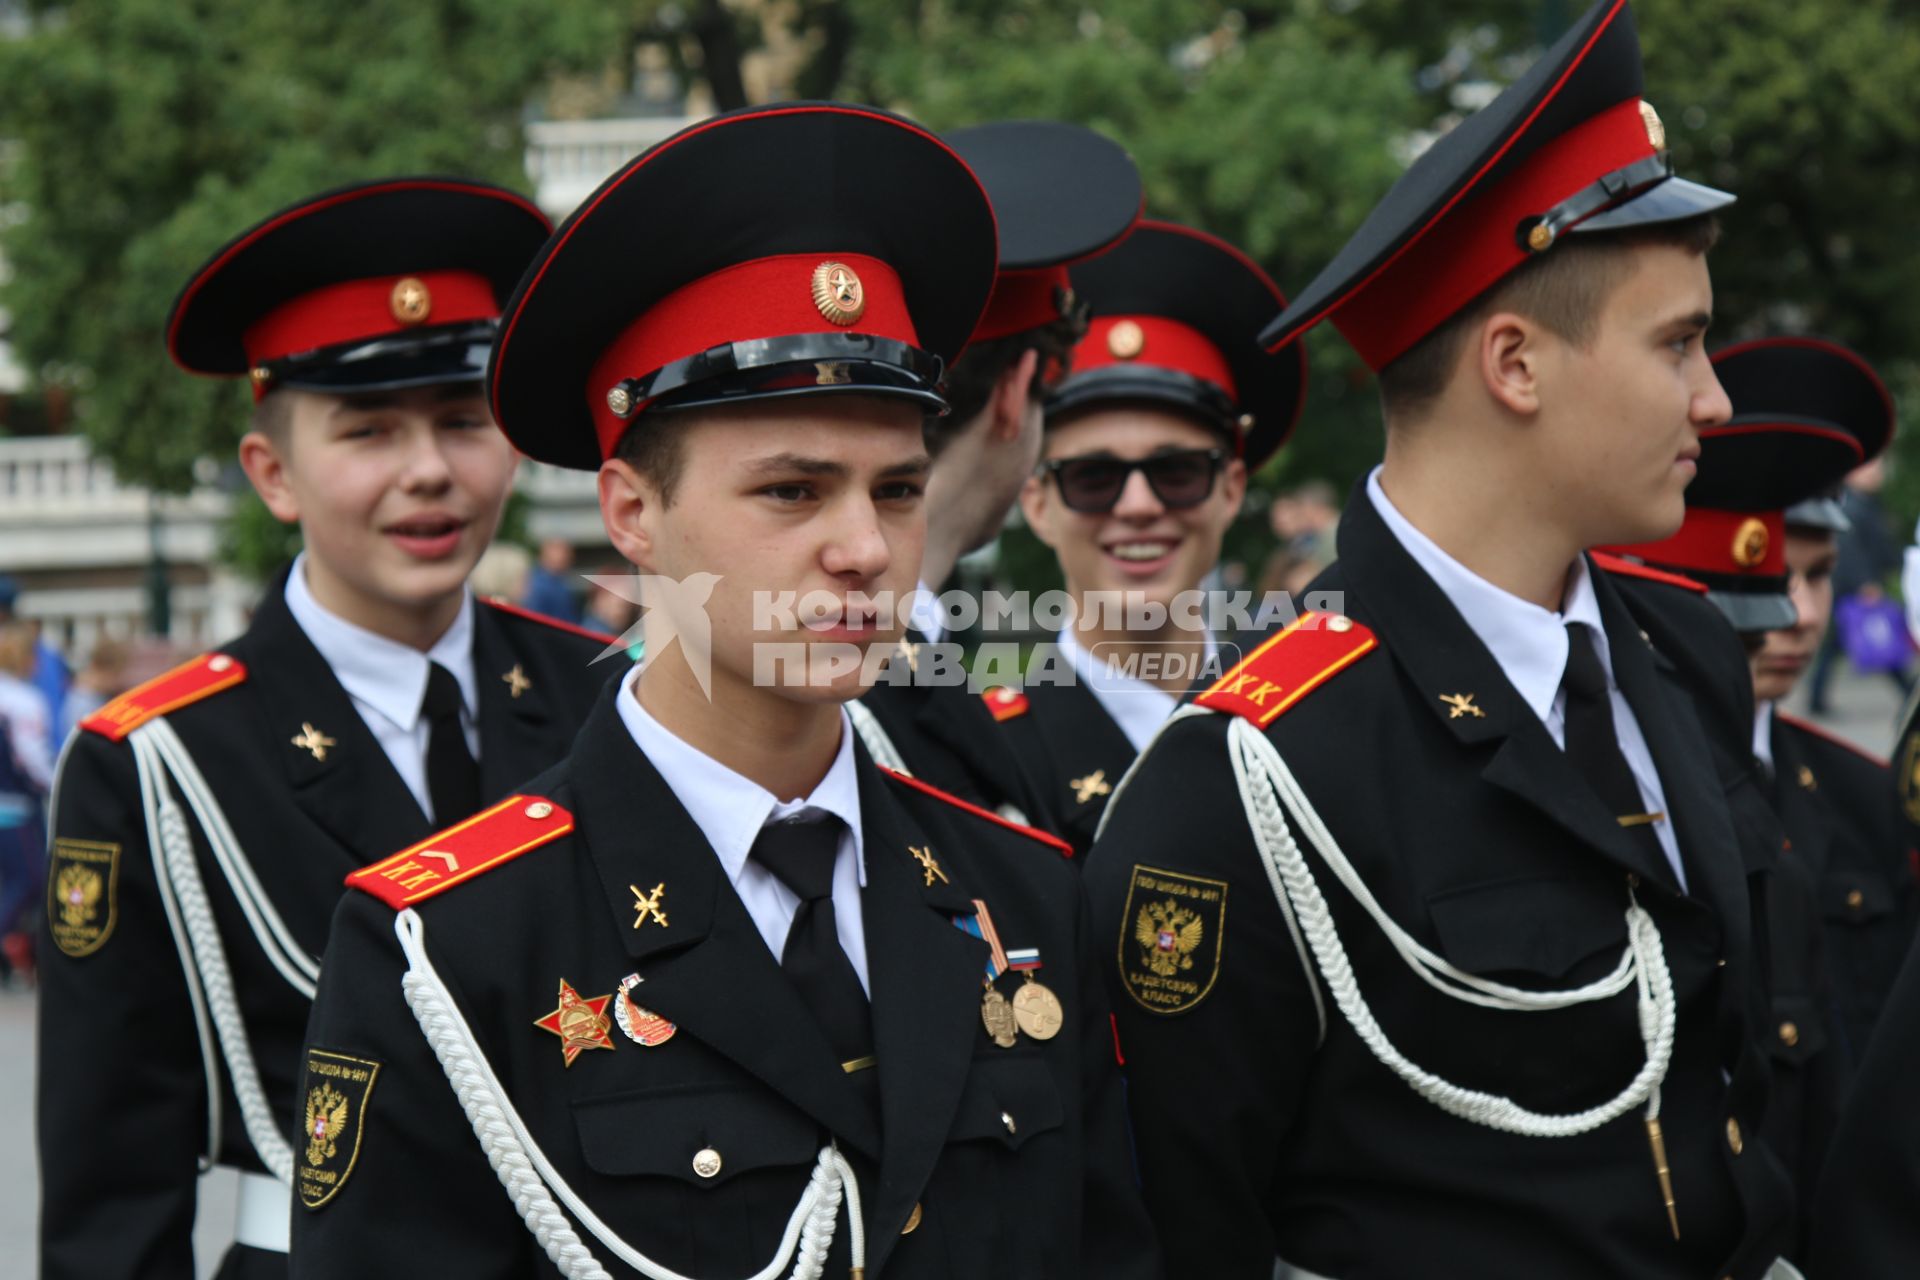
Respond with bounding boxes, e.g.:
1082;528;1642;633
422;662;479;824
748;814;874;1067
1561;623;1665;867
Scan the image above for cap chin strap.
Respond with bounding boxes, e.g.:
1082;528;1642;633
1222;710;1677;1137
394;908;866;1280
1520;153;1675;252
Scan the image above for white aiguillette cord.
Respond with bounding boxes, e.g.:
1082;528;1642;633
394;908;868;1280
1223;714;1683;1233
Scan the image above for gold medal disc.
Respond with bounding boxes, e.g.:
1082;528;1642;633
1011;976;1065;1041
980;986;1019;1048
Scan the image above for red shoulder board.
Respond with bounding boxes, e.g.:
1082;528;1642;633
981;686;1029;722
347;795;574;908
1197;611;1377;727
80;652;247;741
480;595;617;645
878;765;1073;858
1777;713;1891;770
1590;552;1709;595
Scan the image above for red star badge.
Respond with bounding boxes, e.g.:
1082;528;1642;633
532;978;615;1067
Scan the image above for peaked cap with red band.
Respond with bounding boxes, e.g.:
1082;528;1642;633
489;103;1000;471
1048;220;1306;470
946;120;1142;346
167;177;550;398
1603;337;1887;632
1260;0;1733;372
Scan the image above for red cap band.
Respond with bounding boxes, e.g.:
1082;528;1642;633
1333;97;1659;371
586;252;918;458
243;270;498;372
969;266;1072;344
1071;314;1238;401
1611;507;1787;579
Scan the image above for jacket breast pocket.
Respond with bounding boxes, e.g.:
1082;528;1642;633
1426;873;1629;982
572;1080;822;1188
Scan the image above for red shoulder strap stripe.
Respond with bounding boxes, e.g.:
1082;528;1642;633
1197;611;1377;727
1590;551;1710;595
480;595;617;644
347;795;575;908
878;765;1073;858
79;653;247;741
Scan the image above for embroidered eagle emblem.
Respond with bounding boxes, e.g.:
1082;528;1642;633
54;865;101;927
304;1084;350;1167
1134;898;1204;977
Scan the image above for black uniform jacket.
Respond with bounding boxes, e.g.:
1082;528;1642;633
1606;568;1845;1249
1769;712;1915;1057
37;578;613;1280
993;675;1136;860
1085;496;1794;1280
858;631;1056;829
289;693;1160;1279
1808;922;1920;1277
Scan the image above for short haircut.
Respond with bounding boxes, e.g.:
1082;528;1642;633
1377;215;1721;423
933;310;1087;453
612;412;696;507
250;388;295;444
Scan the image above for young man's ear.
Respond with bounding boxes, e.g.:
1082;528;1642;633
1476;311;1545;418
988;347;1042;443
237;430;302;523
598;458;659;571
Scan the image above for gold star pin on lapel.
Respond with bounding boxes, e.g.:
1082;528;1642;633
909;845;948;886
1070;770;1111;804
502;664;532;699
628;882;669;930
1439;693;1485;720
1797;765;1817;792
291;722;337;761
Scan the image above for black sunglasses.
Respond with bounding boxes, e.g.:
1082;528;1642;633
1040;447;1227;514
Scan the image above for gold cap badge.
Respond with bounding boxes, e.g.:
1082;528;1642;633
1639;100;1667;151
1731;517;1770;569
811;261;866;326
1107;319;1146;360
390;276;432;326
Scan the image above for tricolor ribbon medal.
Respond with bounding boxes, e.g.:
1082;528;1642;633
533;978;616;1067
955;900;1017;1047
1006;948;1065;1041
614;973;677;1047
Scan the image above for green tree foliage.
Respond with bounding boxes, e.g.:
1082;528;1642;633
0;0;621;492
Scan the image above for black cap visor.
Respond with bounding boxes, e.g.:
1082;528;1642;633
1783;496;1851;533
1047;367;1241;439
264;321;495;394
1704;582;1798;634
615;332;947;420
1572;174;1736;236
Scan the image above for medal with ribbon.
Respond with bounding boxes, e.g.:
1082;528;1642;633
954;899;1018;1047
1005;947;1065;1041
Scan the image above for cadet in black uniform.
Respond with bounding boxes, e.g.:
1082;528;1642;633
36;180;615;1280
855;120;1140;828
290;105;1159;1280
1086;3;1803;1276
989;220;1304;856
1610;336;1908;1058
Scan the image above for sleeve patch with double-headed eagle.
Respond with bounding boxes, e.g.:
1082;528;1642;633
78;652;247;741
297;1048;381;1209
1119;864;1228;1015
345;795;574;909
1195;611;1378;727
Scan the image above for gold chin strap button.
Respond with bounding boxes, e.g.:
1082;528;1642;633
1725;1117;1743;1156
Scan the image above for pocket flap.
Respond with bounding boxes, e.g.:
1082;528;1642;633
1426;874;1627;981
1821;869;1894;924
1766;993;1828;1066
945;1053;1064;1151
572;1082;821;1186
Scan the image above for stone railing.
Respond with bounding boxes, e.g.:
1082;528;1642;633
524;116;699;217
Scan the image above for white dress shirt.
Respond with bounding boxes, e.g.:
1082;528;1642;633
1753;701;1776;774
910;579;946;645
614;662;871;991
283;554;479;823
1056;627;1219;754
1367;468;1687;891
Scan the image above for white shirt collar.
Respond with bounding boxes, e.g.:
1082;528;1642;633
910;580;945;645
283;552;476;731
1055;627;1215;753
1753;701;1776;770
1367;466;1610;725
613;663;867;888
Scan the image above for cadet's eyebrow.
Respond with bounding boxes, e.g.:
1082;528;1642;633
746;453;848;478
877;456;932;479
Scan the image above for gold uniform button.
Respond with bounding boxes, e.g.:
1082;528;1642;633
1846;888;1866;910
1001;1111;1017;1135
692;1148;723;1179
525;801;555;820
1778;1021;1800;1047
902;1202;923;1235
1725;1117;1743;1156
